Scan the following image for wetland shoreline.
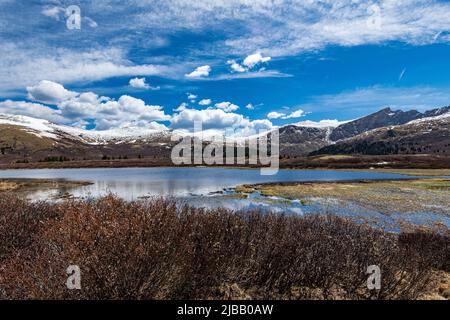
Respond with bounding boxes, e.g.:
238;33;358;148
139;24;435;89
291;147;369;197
0;178;92;195
234;178;450;220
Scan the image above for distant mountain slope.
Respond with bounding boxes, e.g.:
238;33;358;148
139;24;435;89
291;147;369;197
273;106;447;156
0;113;339;158
0;124;99;162
311;112;450;156
0;124;58;153
2;104;450;164
0;114;173;145
277;125;333;156
329;106;450;141
0;114;174;163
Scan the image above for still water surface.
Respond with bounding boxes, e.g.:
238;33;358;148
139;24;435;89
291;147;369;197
0;167;417;199
0;167;446;230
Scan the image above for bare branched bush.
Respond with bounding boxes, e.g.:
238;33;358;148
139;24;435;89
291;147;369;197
398;231;450;272
0;194;447;300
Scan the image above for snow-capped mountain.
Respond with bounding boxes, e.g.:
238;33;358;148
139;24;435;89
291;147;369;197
1;105;450;165
0;113;172;145
269;106;450;156
329;106;450;141
311;109;450;156
0;113;177;165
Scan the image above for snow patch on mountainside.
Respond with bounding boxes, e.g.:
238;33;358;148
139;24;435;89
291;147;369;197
0;114;58;139
293;119;350;128
406;111;450;125
56;125;171;145
0;113;171;144
0;113;272;145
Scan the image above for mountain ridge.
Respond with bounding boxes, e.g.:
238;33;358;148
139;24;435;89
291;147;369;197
1;105;450;164
311;110;450;156
329;106;450;141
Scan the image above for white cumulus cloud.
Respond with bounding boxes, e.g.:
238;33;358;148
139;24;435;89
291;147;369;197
0;100;66;124
267;111;285;119
267;109;305;120
185;65;211;78
129;77;159;90
27;80;78;105
227;53;271;73
174;102;188;112
282;109;305;119
19;81;171;130
215;102;239;112
199;99;212;106
170;107;273;137
187;93;197;101
243;53;271;69
227;60;246;73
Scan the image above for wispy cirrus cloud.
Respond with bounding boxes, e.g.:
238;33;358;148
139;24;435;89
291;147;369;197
113;0;450;57
2;0;450;122
3;1;450;76
1;1;450;90
204;70;293;81
297;85;450;115
0;44;177;95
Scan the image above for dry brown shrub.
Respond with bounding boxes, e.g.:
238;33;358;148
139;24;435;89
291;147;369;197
0;194;447;300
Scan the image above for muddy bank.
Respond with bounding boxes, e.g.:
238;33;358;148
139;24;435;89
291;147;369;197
0;178;93;197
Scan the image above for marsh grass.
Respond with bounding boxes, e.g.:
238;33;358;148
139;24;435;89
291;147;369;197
248;179;450;216
0;193;448;300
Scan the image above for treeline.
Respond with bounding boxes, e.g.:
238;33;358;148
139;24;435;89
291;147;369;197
14;155;148;164
311;140;450;156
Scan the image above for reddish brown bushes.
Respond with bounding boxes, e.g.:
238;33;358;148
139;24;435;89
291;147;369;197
0;194;61;261
398;231;450;272
0;194;448;300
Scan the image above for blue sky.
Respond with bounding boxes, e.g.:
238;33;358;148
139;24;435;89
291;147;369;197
1;0;450;133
